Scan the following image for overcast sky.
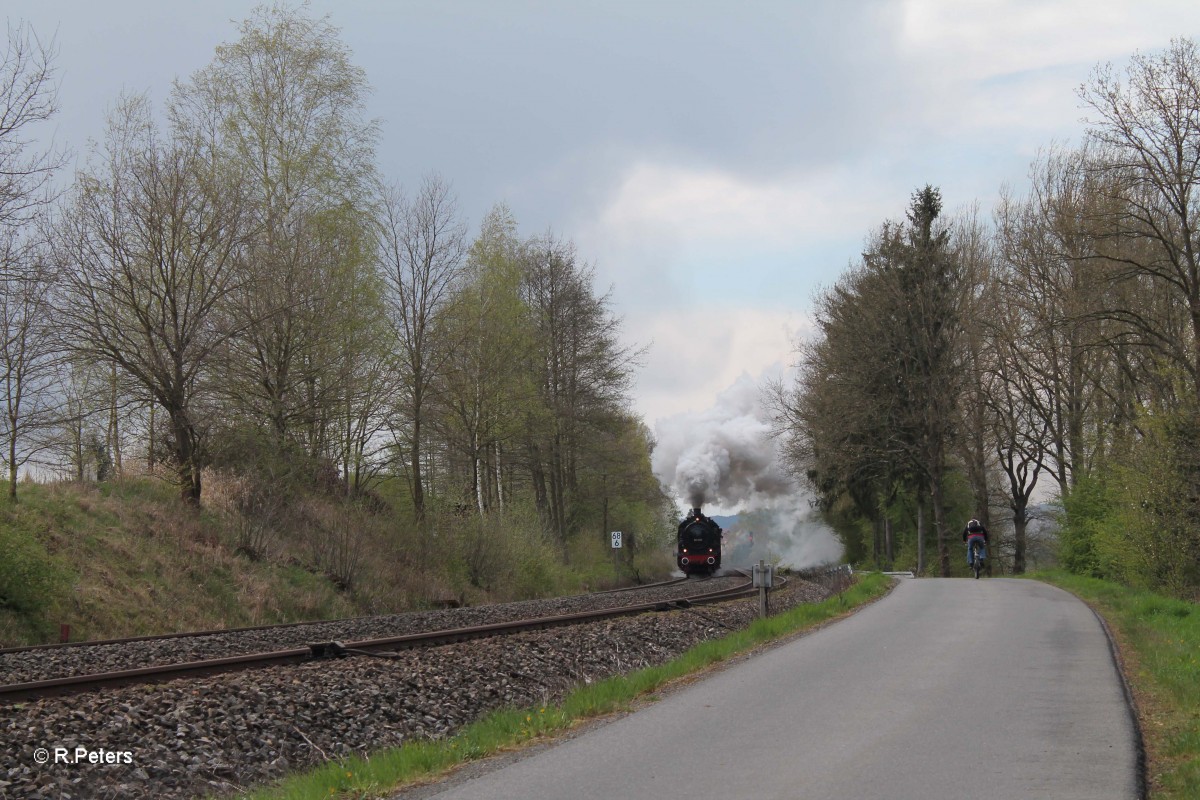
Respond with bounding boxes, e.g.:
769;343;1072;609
14;0;1200;428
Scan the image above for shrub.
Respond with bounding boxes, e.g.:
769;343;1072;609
1104;412;1200;595
1062;409;1200;597
0;521;69;613
1058;474;1113;578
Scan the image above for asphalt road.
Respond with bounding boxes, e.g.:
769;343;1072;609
412;578;1140;800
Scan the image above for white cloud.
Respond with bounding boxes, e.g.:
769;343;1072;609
894;0;1200;136
898;0;1193;75
574;158;904;321
627;306;812;425
594;161;895;250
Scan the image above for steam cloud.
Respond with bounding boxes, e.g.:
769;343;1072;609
652;373;843;569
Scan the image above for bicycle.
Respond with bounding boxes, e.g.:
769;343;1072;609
969;539;986;579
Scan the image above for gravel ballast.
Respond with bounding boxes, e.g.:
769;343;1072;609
0;578;744;686
0;579;831;800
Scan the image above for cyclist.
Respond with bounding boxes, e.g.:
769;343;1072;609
962;518;988;569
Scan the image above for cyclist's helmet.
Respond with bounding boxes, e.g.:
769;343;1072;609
967;518;982;532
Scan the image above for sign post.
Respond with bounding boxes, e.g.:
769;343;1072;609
611;531;622;583
752;559;774;618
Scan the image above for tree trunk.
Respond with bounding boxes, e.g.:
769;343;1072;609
1012;500;1028;575
73;413;84;482
530;443;547;516
8;434;17;502
148;402;156;471
602;474;609;552
916;497;926;575
410;414;425;526
931;472;950;577
885;517;894;566
873;514;882;569
495;441;504;515
164;401;202;506
473;442;485;516
109;363;122;477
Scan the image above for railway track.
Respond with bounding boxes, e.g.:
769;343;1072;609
4;571;825;800
0;575;691;657
0;574;731;687
0;573;757;705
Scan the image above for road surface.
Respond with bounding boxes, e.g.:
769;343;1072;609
406;578;1140;800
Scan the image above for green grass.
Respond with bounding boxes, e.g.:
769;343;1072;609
228;572;892;800
1033;571;1200;798
0;479;363;645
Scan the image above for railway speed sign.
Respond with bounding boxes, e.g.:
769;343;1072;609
611;531;622;549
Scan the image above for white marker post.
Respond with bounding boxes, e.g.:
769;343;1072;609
611;531;622;583
753;559;774;618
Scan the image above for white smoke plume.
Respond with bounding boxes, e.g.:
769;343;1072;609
652;372;843;569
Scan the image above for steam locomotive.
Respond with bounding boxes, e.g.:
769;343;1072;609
677;507;722;575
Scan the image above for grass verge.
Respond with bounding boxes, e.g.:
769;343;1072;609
1033;571;1200;798
229;572;893;800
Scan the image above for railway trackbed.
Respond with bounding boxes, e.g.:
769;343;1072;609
0;574;757;705
2;572;824;800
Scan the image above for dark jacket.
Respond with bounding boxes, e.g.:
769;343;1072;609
962;521;989;543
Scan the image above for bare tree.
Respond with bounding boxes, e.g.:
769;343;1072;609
377;174;466;526
0;21;65;229
49;357;111;481
0;229;61;498
57;96;252;505
171;3;380;455
994;145;1129;493
987;322;1049;575
952;204;999;536
1080;38;1200;405
520;234;638;546
0;20;66;500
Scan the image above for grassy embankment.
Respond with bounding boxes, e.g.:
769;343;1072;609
0;476;673;647
0;479;361;646
1035;571;1200;799
229;572;893;800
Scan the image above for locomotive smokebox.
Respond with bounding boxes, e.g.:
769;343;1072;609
677;506;722;575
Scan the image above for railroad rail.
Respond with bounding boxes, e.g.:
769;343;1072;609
590;575;690;595
0;573;759;705
0;577;686;656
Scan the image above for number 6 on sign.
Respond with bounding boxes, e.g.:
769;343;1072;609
611;531;622;549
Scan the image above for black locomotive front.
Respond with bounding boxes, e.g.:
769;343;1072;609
677;507;722;575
